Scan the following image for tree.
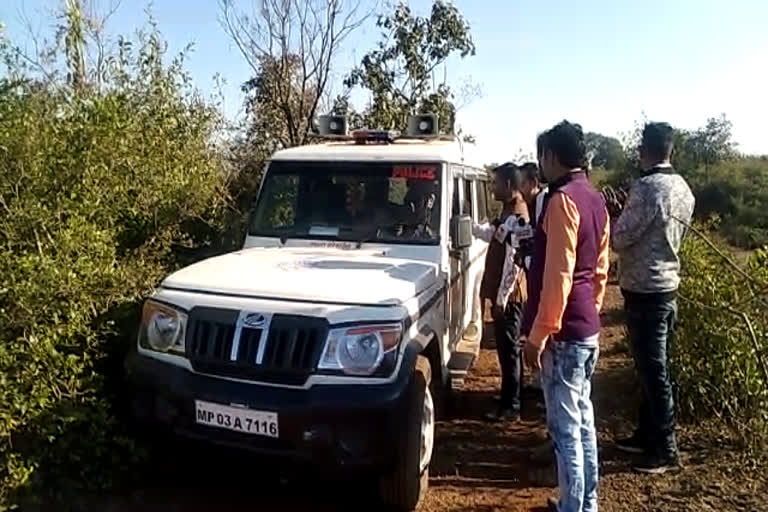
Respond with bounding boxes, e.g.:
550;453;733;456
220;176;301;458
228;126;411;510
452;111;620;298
240;54;317;155
7;0;124;91
675;114;737;177
585;132;626;170
342;1;476;134
219;0;370;148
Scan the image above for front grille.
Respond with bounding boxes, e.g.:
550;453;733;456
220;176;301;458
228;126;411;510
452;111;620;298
185;308;328;385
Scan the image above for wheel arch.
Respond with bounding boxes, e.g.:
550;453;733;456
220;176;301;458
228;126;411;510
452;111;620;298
419;328;445;389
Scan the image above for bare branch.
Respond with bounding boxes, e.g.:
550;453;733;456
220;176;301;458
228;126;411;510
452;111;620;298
218;0;267;73
221;0;373;147
12;1;59;82
673;215;764;288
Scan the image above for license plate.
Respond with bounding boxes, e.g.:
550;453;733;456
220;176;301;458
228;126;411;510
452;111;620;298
195;400;279;438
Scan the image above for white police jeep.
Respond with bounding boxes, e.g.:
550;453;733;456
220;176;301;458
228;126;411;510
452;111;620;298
125;114;492;511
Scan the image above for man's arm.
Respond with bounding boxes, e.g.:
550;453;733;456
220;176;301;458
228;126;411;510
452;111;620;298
528;193;580;349
594;210;611;312
611;180;657;251
472;222;496;243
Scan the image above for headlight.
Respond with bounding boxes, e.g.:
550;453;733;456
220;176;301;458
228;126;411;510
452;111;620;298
138;300;187;354
318;324;402;376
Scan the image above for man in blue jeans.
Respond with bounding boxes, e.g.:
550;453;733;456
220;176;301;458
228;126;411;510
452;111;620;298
610;122;694;473
521;122;610;512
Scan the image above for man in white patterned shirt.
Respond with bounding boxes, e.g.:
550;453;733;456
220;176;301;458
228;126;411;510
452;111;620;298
611;122;695;474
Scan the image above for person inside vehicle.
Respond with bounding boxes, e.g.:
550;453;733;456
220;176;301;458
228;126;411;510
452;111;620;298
472;162;530;422
401;178;438;237
306;177;348;225
341;177;438;241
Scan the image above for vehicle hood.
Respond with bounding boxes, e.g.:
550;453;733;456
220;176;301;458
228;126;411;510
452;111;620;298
161;247;440;306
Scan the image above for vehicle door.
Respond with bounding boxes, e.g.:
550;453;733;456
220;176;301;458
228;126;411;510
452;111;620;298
465;173;490;326
447;170;469;350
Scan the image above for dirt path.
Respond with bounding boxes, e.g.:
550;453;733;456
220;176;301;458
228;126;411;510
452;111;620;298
84;284;766;512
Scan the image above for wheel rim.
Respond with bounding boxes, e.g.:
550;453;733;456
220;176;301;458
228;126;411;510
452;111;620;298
419;385;435;474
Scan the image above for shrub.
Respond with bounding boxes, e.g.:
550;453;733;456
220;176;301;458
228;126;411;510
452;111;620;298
673;226;768;452
0;22;235;506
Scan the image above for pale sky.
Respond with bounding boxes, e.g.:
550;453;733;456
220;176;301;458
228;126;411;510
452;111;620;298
3;0;767;162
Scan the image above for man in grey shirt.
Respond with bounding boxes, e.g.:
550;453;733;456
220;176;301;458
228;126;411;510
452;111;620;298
611;122;695;474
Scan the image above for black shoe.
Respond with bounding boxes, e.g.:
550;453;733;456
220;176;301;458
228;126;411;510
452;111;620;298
632;453;682;474
615;432;647;454
523;384;543;395
484;408;520;422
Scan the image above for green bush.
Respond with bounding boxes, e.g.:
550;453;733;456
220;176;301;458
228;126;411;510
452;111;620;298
0;24;236;506
685;158;768;249
673;227;768;451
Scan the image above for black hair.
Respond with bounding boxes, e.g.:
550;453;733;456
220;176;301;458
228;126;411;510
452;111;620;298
493;162;523;189
641;122;675;161
520;162;539;183
541;120;588;169
536;132;548;158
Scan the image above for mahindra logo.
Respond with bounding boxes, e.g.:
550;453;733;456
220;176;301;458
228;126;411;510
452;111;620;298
242;313;267;328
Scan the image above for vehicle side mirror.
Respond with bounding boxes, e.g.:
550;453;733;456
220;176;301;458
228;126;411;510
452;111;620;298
450;214;472;250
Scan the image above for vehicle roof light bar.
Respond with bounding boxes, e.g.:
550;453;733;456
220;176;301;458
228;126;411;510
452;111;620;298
352;129;399;145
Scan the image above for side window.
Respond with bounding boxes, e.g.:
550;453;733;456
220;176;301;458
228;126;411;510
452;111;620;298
452;177;460;216
484;180;495;220
462;178;473;217
486;178;502;219
475;180;488;223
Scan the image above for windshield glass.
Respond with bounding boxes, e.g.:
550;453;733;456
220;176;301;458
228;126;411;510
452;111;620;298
249;161;442;245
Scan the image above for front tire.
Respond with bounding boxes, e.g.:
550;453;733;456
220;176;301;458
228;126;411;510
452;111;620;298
379;355;434;511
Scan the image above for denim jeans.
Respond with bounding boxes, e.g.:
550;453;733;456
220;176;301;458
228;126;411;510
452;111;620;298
494;302;524;411
623;290;678;458
542;339;599;512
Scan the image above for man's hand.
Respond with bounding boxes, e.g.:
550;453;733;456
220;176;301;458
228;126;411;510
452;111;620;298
523;336;545;371
601;186;628;219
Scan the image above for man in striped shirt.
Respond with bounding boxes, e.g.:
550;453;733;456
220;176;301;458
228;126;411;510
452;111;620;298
473;163;530;422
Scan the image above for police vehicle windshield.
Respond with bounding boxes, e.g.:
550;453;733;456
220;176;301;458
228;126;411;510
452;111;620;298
249;161;441;245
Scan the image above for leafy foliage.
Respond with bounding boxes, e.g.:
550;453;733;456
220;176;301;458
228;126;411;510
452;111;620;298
342;0;476;133
585;132;626;170
0;6;234;506
681;158;768;249
673;226;768;451
674;114;738;177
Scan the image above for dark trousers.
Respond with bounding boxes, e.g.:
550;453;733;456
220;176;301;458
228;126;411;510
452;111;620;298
494;301;524;411
624;290;678;458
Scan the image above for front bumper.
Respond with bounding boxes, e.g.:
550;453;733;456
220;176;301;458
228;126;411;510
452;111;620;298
125;347;418;472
